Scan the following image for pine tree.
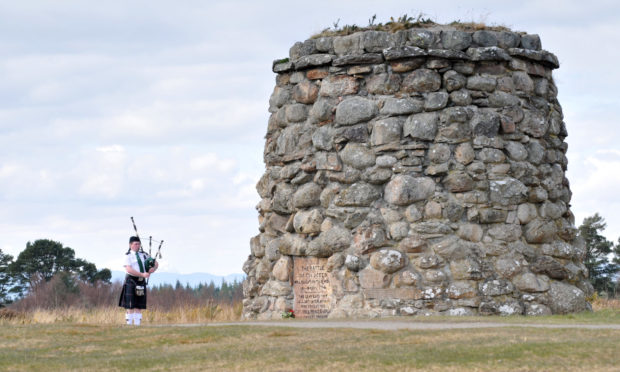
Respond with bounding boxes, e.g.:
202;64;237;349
0;249;16;307
9;239;110;294
612;237;620;297
578;214;619;295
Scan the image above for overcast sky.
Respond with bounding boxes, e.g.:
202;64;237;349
1;1;619;276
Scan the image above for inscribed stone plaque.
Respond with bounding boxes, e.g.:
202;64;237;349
293;257;332;318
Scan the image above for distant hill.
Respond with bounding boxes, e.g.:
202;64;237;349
111;271;245;288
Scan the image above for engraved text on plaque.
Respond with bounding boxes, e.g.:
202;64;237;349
293;257;332;318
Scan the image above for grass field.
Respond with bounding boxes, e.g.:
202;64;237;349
1;322;619;371
1;299;619;371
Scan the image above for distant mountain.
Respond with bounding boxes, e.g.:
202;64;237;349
111;270;245;288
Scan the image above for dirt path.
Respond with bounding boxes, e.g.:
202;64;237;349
184;320;620;331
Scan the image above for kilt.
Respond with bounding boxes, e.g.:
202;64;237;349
118;275;147;309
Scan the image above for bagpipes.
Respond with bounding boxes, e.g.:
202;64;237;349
130;217;163;272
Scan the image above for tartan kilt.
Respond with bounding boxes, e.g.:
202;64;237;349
118;275;147;309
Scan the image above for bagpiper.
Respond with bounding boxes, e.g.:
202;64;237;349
118;236;158;325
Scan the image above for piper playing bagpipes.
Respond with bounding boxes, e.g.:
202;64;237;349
118;217;163;325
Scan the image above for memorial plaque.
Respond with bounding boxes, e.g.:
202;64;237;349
293;257;332;318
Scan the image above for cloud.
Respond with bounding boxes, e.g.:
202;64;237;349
78;147;127;199
96;145;124;153
190;153;236;173
0;163;19;178
571;152;620;199
568;149;620;241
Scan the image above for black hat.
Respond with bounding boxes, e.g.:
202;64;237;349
129;236;141;244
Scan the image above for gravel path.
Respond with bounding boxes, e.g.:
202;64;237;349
171;320;620;331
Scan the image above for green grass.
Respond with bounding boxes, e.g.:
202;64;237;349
350;308;620;325
1;322;619;371
242;307;620;326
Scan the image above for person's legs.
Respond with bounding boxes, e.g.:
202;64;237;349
134;309;142;326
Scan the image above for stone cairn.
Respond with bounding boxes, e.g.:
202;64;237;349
242;25;593;319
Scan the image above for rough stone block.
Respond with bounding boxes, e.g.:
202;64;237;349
333;33;363;56
548;281;586;314
371;117;403;146
512;272;550;292
370;249;406;273
408;29;436;48
384;175;435;205
359;266;389;289
293;209;323;234
403;112;438;140
319;75;359;97
335;97;378;125
334;182;381;207
443;70;466;92
292;182;321;208
441;30;472;50
380;97;424;115
340;143;376;169
472;30;498;47
401;69;441;92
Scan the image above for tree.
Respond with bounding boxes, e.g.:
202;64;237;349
578;214;619;295
93;268;112;283
73;259;111;283
614;237;620;266
50;272;80;308
0;249;17;307
9;239;111;293
613;238;620;296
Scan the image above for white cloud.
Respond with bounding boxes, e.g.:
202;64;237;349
571;153;620;198
190;179;205;191
568;149;620;242
190;153;236;173
96;145;124;153
78;146;128;198
0;164;19;178
232;171;259;186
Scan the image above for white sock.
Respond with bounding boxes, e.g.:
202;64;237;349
134;313;142;326
126;313;132;325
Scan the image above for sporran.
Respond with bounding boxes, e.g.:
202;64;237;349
135;285;145;296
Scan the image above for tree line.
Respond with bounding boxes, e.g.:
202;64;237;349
1;212;619;309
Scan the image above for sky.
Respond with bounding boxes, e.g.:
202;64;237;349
1;0;619;276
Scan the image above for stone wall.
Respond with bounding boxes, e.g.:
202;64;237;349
242;26;593;319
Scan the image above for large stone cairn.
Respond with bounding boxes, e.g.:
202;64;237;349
242;25;592;319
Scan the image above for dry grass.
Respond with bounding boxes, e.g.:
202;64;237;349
311;14;511;39
0;302;243;325
592;298;620;311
